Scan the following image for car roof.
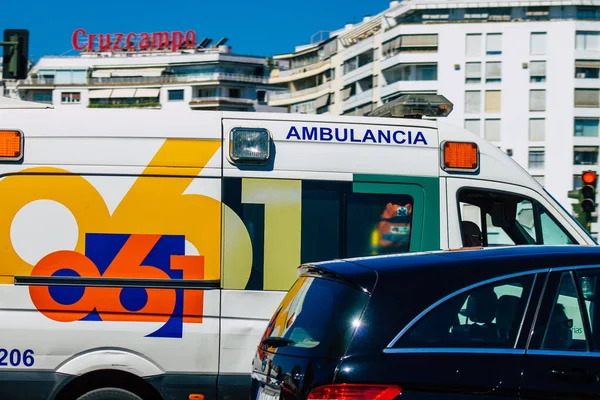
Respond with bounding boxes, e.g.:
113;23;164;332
307;245;600;296
310;245;600;356
328;245;600;275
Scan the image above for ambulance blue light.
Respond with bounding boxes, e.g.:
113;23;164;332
368;94;453;119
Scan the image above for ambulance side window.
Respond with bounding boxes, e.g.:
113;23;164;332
345;193;415;258
458;189;574;247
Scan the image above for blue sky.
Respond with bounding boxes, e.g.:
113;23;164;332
4;0;391;62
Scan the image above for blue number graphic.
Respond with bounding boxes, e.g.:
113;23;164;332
0;349;34;367
0;349;7;366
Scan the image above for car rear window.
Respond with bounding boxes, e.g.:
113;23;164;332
261;275;369;358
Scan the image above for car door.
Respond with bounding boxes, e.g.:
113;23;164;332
384;270;546;399
520;267;600;400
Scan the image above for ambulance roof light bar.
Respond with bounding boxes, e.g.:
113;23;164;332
368;94;454;119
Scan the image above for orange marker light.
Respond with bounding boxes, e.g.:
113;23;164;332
189;395;204;400
0;130;23;161
442;141;478;172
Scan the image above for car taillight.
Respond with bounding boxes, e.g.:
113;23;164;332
307;384;402;400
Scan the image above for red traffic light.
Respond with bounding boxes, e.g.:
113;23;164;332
583;171;597;185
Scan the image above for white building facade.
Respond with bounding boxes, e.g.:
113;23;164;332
16;40;283;113
268;0;600;219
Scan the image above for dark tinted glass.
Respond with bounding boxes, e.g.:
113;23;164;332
395;275;534;348
345;193;414;257
261;276;369;358
542;272;588;351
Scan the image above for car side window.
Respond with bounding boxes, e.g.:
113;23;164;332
458;189;574;248
541;272;588;351
395;275;535;348
576;270;600;350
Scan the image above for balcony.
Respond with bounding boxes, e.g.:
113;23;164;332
380;80;438;99
343;63;374;85
19;72;269;87
343;88;374;112
268;82;331;107
269;60;332;84
189;96;255;109
341;37;375;62
380;53;439;72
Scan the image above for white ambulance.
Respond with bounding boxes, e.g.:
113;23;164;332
0;94;594;400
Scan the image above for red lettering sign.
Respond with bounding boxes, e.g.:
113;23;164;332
71;29;198;52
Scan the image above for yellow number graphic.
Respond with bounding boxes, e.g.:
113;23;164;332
0;139;223;284
241;179;302;291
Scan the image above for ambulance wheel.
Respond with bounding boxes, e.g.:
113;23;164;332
76;388;144;400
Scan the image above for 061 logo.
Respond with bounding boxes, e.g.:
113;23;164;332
29;233;205;338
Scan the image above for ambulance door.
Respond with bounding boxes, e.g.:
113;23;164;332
446;178;583;249
352;177;441;254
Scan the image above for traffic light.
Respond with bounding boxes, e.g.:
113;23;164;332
581;170;597;214
2;29;29;80
569;171;597;231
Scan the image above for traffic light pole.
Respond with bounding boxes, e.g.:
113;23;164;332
0;40;18;78
1;29;29;80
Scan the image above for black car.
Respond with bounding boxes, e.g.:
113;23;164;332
251;245;600;400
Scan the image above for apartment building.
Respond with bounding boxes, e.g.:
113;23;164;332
268;0;600;217
16;34;284;112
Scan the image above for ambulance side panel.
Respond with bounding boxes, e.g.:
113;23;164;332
217;116;443;396
0;109;226;400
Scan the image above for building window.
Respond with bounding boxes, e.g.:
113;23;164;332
486;33;502;55
530;33;547;55
168;89;184;101
465;91;481;114
465;62;482;83
464;119;481;135
290;100;316;114
465;34;482;57
526;7;549;19
229;88;241;98
383;63;437;84
529;118;545;141
61;92;81;104
528;148;545;169
485;90;501;113
575;31;600;51
382;35;438;59
32;92;53;104
574;175;583;190
577;6;598;20
575;89;600;108
485;62;502;82
529;90;546;111
257;90;266;103
530;61;546;82
575;61;600;79
575;118;600;137
574;146;599;165
485;119;501;142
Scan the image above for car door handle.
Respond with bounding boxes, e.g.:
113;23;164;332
549;368;598;384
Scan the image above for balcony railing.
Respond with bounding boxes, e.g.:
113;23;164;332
21;72;269;87
276;59;331;79
189;96;255;105
269;82;331;101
